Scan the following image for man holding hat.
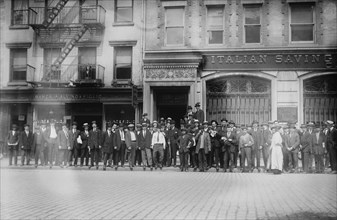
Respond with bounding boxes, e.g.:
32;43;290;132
88;121;101;169
194;102;204;124
19;124;34;166
79;123;90;167
68;122;80;167
137;123;153;171
7;124;20;166
326;120;337;174
125;124;138;170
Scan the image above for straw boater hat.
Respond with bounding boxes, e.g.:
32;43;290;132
128;124;135;128
326;120;334;126
202;121;209;125
83;123;89;128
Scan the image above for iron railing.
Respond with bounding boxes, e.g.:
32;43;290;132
28;5;106;26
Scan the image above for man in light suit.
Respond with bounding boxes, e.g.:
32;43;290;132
57;123;70;168
7;124;20;166
125;124;138;171
137;123;153;171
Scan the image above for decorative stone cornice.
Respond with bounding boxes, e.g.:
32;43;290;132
6;42;32;49
109;41;137;47
144;67;197;81
144;65;199;69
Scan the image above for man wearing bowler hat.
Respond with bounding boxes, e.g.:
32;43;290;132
7;124;20;166
326;120;337;174
88;121;101;169
19;124;34;166
80;123;90;167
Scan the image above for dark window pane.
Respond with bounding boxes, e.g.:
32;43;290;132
166;27;184;45
12;70;26;81
245;6;260;24
116;8;132;22
245;26;260;43
291;24;313;41
11;49;27;81
116;67;131;79
209;31;223;44
291;5;313;23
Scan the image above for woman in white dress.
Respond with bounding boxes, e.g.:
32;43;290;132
270;125;284;174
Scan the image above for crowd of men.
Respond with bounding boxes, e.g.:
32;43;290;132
5;102;337;174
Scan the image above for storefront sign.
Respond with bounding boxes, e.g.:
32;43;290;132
33;93;102;101
203;50;337;71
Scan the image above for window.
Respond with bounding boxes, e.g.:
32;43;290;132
244;5;261;44
44;48;61;80
165;7;184;46
290;3;315;42
10;49;27;81
115;47;132;80
78;47;97;80
11;0;28;25
207;6;224;44
115;0;133;23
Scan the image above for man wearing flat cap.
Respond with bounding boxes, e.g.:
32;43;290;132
88;121;102;169
326;120;337;174
19;124;34;166
194;102;205;124
7;124;20;166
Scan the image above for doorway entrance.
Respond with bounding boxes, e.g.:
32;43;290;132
154;86;189;128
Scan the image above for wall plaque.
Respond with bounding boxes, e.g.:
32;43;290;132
277;107;298;123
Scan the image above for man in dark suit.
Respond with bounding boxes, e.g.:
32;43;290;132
250;120;262;172
57;123;70;168
111;122;120;169
69;122;80;167
137;123;153;171
140;113;151;126
260;122;272;171
80;123;90;167
125;124;138;170
196;121;211;172
7;124;20;166
33;125;47;168
300;124;312;173
194;102;204;124
287;124;300;173
168;120;180;167
46;119;58;168
88;121;101;170
326;120;337;174
19;124;34;166
116;123;126;168
101;123;117;171
307;122;316;172
221;126;237;172
312;125;326;173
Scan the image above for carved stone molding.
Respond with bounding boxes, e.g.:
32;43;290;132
145;67;197;81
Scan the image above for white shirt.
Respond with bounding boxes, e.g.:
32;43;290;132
151;131;166;148
120;130;125;141
50;126;57;138
130;131;136;141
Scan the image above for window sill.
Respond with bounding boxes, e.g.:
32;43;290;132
7;81;28;86
112;22;134;27
9;25;29;30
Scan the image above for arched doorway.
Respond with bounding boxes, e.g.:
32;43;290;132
206;76;271;125
303;74;337;124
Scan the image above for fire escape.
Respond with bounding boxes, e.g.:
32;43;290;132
27;0;105;87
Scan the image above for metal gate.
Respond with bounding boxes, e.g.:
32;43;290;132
303;74;337;124
206;76;271;125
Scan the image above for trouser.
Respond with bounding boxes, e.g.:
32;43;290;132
329;147;337;171
214;148;221;169
198;149;207;171
189;147;197;168
308;152;314;171
171;143;178;166
103;152;112;168
43;147;49;165
21;149;31;165
223;150;229;170
302;151;310;172
315;154;324;173
120;141;126;166
48;138;58;166
74;148;81;165
251;147;261;169
67;149;74;164
141;148;153;167
80;147;89;166
153;144;164;168
262;146;270;168
233;147;239;168
128;142;137;167
34;145;45;165
112;148;119;166
58;149;67;165
135;148;142;166
207;148;214;167
289;150;299;170
8;146;18;165
241;147;252;171
282;148;290;171
164;144;171;166
180;151;189;170
90;148;100;166
324;149;330;168
219;150;224;168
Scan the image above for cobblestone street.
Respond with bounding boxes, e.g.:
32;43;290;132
1;159;336;220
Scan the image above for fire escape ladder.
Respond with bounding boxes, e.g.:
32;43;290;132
42;0;70;28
